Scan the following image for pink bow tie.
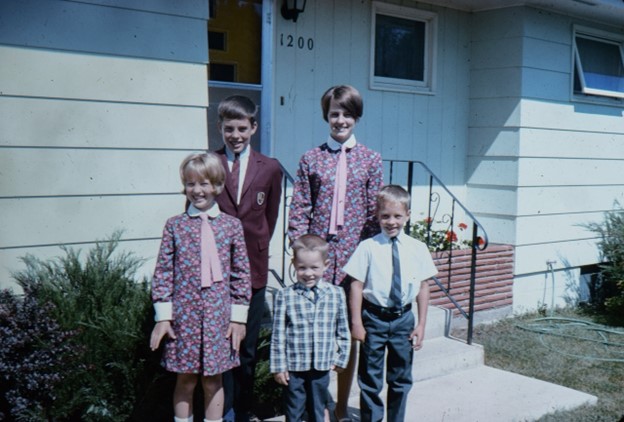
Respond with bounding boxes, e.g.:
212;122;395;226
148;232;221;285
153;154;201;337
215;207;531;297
199;214;223;287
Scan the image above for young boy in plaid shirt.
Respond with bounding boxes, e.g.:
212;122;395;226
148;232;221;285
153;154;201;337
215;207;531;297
270;234;351;422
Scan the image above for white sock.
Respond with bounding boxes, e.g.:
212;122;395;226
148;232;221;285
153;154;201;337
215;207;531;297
204;419;223;422
173;417;192;422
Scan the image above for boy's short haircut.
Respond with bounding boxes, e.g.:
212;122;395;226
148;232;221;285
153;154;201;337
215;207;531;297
217;95;258;126
377;185;411;212
321;85;363;122
291;234;330;261
179;152;226;195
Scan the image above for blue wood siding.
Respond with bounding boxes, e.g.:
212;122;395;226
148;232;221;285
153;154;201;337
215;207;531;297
0;0;208;63
466;5;624;299
0;0;209;289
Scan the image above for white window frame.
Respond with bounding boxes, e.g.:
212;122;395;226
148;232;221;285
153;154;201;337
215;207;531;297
573;26;624;101
370;2;437;94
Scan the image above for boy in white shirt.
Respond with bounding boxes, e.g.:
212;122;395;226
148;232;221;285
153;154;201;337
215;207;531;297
343;185;438;422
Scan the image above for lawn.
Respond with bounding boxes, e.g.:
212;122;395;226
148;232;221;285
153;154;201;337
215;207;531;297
465;308;624;422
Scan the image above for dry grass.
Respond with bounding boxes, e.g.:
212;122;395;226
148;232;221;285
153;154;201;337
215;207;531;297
465;308;624;422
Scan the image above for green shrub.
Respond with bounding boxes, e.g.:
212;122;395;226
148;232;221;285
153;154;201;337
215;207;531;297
11;232;155;421
0;288;79;421
584;204;624;325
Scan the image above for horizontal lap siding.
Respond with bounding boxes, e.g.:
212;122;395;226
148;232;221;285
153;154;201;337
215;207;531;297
467;7;624;310
0;0;209;289
0;195;183;249
0;97;206;149
0;0;207;62
0;46;207;105
0;149;192;197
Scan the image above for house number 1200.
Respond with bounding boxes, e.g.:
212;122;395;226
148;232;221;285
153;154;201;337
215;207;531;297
280;33;314;50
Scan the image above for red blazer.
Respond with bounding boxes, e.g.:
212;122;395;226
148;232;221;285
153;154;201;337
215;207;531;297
215;148;283;289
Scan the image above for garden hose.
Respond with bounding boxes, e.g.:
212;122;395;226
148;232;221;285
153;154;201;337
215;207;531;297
516;317;624;363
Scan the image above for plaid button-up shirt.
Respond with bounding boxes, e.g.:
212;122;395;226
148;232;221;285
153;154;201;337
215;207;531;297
270;280;351;373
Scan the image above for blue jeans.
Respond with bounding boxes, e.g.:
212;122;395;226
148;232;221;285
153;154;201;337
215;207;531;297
283;369;330;422
358;309;414;422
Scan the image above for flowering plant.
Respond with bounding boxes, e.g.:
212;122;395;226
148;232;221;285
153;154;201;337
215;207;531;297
409;218;480;252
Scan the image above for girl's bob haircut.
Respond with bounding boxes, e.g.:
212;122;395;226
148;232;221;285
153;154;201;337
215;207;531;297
179;152;226;196
320;85;363;122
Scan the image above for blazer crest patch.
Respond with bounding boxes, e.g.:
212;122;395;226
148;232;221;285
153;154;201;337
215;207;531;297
256;192;265;206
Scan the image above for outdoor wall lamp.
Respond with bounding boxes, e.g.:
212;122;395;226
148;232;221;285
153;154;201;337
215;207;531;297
281;0;307;22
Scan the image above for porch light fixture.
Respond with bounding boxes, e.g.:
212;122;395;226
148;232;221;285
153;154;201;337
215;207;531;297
281;0;307;22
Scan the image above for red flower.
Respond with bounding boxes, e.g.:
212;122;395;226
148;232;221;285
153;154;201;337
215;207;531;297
424;217;433;224
477;236;485;246
458;222;468;230
445;230;457;242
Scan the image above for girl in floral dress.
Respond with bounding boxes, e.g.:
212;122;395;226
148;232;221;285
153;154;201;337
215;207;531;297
150;152;251;422
288;85;383;422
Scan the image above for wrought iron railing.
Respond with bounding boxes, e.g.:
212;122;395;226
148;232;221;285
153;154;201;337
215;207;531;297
269;163;295;289
270;160;489;345
385;159;489;344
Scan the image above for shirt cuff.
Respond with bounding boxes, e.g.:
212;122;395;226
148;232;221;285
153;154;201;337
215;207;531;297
231;304;249;324
154;302;172;322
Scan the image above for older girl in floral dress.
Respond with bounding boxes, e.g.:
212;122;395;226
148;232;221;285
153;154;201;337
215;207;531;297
288;85;383;422
150;152;251;422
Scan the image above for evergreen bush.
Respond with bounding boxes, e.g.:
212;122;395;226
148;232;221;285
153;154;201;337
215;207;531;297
11;232;155;421
584;204;624;325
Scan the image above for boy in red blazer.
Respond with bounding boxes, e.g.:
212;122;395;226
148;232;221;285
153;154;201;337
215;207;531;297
215;95;283;422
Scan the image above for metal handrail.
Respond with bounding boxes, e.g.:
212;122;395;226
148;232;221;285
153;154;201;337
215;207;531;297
271;160;488;345
385;159;489;344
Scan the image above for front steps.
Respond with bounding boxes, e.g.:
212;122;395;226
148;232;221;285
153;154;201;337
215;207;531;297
328;306;597;422
265;305;597;421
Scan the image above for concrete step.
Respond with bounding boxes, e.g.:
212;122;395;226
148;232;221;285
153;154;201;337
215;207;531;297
422;305;450;340
328;336;484;403
263;306;597;422
413;336;484;381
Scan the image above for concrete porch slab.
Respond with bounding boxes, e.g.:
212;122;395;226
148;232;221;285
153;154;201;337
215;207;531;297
340;365;597;422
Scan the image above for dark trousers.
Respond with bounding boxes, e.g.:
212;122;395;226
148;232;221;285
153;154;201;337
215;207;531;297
284;370;330;422
223;287;266;421
358;309;414;422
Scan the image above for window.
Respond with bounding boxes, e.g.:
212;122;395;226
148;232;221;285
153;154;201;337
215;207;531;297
208;31;226;51
208;0;261;84
573;28;624;100
370;2;437;94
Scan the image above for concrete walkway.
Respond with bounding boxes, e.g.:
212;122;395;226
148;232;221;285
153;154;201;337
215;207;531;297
333;364;597;422
264;306;597;421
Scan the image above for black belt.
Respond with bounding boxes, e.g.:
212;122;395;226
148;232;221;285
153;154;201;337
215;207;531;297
363;299;411;321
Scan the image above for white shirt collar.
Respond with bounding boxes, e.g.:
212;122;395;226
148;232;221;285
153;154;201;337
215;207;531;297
225;145;251;161
380;230;407;244
187;202;220;218
327;134;357;151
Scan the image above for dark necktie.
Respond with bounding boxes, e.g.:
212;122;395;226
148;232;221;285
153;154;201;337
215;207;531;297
231;153;240;202
311;286;318;304
390;237;402;309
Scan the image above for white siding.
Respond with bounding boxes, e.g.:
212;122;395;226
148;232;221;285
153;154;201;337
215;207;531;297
466;6;624;312
0;0;209;289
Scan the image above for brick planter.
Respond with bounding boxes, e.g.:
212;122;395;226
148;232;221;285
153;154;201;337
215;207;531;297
429;243;514;316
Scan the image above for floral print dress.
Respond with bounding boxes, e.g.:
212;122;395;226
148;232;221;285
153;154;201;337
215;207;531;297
152;212;251;376
288;142;383;285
